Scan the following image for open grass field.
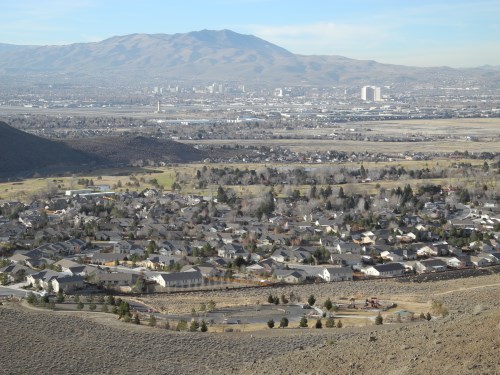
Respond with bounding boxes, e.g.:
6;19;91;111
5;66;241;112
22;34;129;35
1;156;497;202
181;118;500;153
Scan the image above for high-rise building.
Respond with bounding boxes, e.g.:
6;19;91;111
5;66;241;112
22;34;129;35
361;86;381;101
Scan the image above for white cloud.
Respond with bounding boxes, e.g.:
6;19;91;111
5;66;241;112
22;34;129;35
244;22;392;56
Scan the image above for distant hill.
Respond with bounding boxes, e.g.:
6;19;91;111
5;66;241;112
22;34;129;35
0;121;207;178
0;29;498;86
0;121;100;178
63;135;207;165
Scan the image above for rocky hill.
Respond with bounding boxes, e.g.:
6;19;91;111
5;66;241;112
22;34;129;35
64;135;207;165
1;30;498;86
0;121;100;178
0;121;206;177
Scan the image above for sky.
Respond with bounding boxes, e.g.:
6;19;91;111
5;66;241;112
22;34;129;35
1;0;499;68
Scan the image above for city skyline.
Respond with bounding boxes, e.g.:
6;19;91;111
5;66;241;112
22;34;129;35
0;0;498;68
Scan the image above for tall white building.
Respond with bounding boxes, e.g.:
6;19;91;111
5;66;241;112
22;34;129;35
361;86;381;101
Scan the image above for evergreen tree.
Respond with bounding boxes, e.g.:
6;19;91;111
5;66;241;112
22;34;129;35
56;290;65;303
189;320;200;332
279;317;289;328
336;320;343;328
326;317;335;328
26;292;36;304
324;298;333;311
148;315;157;327
267;319;275;329
375;313;383;325
308;294;316;306
200;320;208;332
315;319;323;329
299;316;308;328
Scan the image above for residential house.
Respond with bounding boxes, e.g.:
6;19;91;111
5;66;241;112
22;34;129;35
415;259;448;274
362;263;406;277
319;267;353;282
91;253;127;265
51;275;85;293
94;272;141;290
0;263;36;283
26;270;61;290
469;256;492;268
447;257;465;269
273;269;306;284
330;254;362;269
181;264;219;278
218;243;247;259
154;271;203;288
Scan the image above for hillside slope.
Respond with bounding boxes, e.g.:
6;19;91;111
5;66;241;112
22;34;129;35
64;135;207;164
0;121;100;177
0;122;207;178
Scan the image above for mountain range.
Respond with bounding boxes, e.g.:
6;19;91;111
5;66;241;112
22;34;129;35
1;29;499;86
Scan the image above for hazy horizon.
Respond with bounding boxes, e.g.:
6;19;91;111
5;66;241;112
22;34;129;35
0;0;498;68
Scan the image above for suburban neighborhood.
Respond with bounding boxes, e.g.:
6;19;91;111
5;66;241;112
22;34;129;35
1;180;499;297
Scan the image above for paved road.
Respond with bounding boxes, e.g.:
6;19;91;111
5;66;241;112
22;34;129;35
0;286;29;298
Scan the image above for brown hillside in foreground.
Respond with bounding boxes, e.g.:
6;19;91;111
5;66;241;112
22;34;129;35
0;274;498;375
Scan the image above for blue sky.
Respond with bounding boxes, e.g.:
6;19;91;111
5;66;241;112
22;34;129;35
1;0;498;67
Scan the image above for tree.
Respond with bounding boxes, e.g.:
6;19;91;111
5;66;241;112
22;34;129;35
148;315;157;327
336;320;343;328
299;316;308;328
101;303;109;313
308;294;316;307
89;303;97;311
279;317;289;328
326;317;335;328
189;320;200;332
26;292;37;304
431;300;449;317
426;312;432;321
207;300;216;312
56;290;65;303
324;298;333;312
315;319;323;329
77;302;84;311
280;294;289;304
134;314;141;325
375;313;383;325
199;303;206;312
268;294;275;304
0;273;8;286
338;187;346;198
267;319;275;329
200;320;208;332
